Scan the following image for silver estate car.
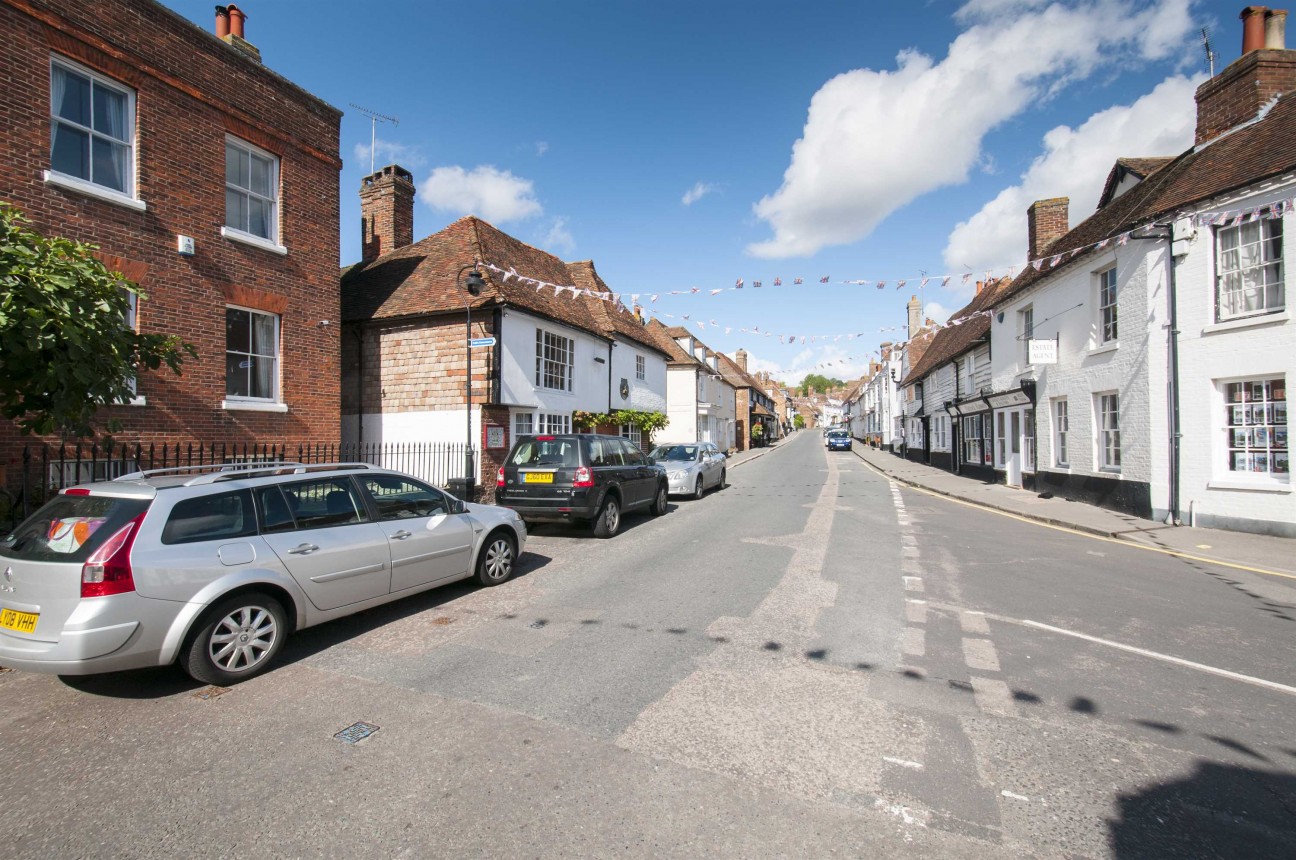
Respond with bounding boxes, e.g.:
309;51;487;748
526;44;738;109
649;442;727;499
0;462;527;685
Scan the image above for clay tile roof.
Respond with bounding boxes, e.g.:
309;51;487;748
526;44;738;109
715;352;758;390
1097;157;1174;208
342;216;665;356
1000;90;1296;309
645;318;704;367
902;277;1012;385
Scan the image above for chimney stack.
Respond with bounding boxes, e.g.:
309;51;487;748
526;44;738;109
906;295;921;339
1195;7;1295;144
359;165;416;262
1027;197;1069;261
214;4;260;61
735;349;748;372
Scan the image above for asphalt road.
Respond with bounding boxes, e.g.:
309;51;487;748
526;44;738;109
3;430;1294;858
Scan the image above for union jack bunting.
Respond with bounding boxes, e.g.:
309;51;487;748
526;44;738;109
820;276;830;283
753;280;762;288
1032;260;1043;271
773;277;782;286
735;279;744;288
794;278;803;284
1048;255;1062;267
1118;232;1130;246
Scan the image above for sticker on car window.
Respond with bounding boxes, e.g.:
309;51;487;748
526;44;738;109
46;517;106;554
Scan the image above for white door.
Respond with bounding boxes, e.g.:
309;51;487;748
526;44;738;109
1006;410;1023;486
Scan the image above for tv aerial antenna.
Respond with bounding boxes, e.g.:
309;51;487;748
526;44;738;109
1201;27;1217;77
349;103;399;174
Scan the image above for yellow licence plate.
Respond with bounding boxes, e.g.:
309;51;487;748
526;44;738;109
523;472;555;484
0;608;38;634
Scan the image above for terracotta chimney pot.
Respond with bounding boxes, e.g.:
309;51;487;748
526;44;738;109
1242;6;1269;53
1266;8;1288;49
215;5;229;38
227;3;246;39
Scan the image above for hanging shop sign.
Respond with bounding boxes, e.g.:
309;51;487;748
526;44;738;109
1028;338;1058;365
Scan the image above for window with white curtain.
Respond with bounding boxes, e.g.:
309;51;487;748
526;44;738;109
513;412;534;439
1097;393;1121;471
1053;398;1069;466
225;138;279;242
535;329;574;391
1216;219;1284;320
225;307;279;401
50;58;134;196
1098;267;1118;343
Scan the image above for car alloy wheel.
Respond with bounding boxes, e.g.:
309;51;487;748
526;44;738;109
208;604;278;673
694;476;705;500
593;496;620;538
477;533;516;586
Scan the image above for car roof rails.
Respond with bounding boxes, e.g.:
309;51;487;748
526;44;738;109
116;461;381;486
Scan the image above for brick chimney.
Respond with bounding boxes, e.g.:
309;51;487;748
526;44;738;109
1027;197;1069;261
906;295;921;339
1195;7;1296;145
215;4;260;62
735;349;748;372
359;165;416;262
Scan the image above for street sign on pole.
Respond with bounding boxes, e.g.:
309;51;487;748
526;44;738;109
468;336;497;348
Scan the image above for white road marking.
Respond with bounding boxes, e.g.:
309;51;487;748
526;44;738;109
971;676;1018;717
960;611;990;635
1000;790;1031;802
905;601;928;624
903;627;926;656
962;637;1002;672
900;559;924;575
883;757;924;770
1020;619;1296;698
902;576;924;592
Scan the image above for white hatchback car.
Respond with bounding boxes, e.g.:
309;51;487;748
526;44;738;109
0;462;526;685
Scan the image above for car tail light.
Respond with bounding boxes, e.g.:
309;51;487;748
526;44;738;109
496;465;505;487
62;488;91;496
81;513;144;598
536;435;555;441
573;466;594;488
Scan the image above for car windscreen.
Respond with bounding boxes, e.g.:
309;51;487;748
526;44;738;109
649;445;698;461
0;494;150;563
509;438;579;468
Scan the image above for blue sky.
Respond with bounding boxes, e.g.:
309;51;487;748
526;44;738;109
164;0;1224;384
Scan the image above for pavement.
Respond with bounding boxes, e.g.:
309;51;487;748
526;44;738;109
731;431;1296;581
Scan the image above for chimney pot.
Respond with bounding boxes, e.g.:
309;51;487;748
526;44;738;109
226;3;246;39
1242;6;1269;53
215;5;229;38
359;164;416;262
1266;8;1288;49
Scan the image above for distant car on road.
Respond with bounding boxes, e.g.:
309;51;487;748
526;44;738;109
0;462;527;685
495;434;668;538
649;442;727;499
826;429;852;451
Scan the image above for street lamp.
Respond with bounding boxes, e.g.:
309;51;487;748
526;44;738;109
458;265;486;499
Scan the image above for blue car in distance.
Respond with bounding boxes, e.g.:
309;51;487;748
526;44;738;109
826;429;852;451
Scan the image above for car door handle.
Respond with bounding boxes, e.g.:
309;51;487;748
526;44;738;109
390;530;413;540
288;543;320;555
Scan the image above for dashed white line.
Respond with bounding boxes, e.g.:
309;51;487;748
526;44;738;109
962;637;1002;673
1000;790;1031;802
883;757;925;770
959;611;990;635
905;600;928;624
902;576;925;592
970;676;1018;718
903;627;926;656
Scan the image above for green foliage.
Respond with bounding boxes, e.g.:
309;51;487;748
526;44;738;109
793;414;806;429
750;423;764;439
571;409;670;443
0;204;196;437
799;373;844;395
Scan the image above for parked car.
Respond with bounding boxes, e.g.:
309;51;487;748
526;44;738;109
0;462;527;685
495;434;668;538
649;442;727;499
827;429;852;451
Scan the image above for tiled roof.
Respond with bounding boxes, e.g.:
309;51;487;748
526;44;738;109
1097;157;1173;207
341;216;664;357
715;352;761;391
645;319;705;367
902;278;1012;385
998;89;1296;308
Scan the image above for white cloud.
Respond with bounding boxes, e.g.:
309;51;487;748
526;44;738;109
542;216;575;255
747;347;872;386
942;74;1200;273
682;181;719;206
924;301;954;324
353;138;426;170
420;165;543;224
535;141;550;157
747;0;1196;259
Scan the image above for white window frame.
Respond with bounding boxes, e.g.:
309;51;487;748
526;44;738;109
1096;392;1121;472
222;136;285;253
513;411;534;439
995;411;1007;467
47;56;141;209
535;328;574;392
1216;218;1284;321
224;305;281;406
620;424;642;447
1053;398;1069;467
538;412;571;435
1098;266;1118;344
635;354;646;381
1220;376;1288;480
1019;306;1034;366
961;414;983;465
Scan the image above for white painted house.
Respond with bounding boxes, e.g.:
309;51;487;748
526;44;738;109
644;320;738;450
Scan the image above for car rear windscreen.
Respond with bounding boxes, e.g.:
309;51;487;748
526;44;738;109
509;439;579;467
1;495;150;563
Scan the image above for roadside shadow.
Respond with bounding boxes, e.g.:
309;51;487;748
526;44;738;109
58;551;553;699
1108;761;1296;858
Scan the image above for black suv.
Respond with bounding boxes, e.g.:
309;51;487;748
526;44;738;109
495;434;669;537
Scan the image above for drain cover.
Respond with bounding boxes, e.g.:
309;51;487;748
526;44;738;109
334;721;380;744
192;685;229;700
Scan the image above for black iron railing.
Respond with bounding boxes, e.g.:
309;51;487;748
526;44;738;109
2;440;474;528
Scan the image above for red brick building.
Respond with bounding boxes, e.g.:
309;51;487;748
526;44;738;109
0;1;342;470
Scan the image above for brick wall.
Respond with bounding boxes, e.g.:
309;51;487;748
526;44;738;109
0;0;342;465
1027;198;1069;261
1195;50;1296;144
